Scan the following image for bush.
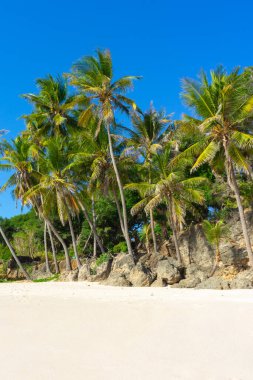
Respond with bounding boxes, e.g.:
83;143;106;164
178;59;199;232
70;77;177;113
0;244;11;261
95;253;110;267
112;241;127;254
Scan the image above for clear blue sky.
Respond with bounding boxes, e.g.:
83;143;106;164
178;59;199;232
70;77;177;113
0;0;252;217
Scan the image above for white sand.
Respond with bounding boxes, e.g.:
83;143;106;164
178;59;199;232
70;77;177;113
0;283;253;380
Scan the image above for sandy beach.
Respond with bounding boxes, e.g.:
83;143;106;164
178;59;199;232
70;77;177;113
0;283;253;380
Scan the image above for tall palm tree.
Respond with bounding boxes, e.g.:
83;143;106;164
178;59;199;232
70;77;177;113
0;136;71;271
0;227;31;280
23;137;83;269
123;105;171;254
179;66;253;266
22;75;78;137
73;127;136;239
126;145;208;264
67;49;140;258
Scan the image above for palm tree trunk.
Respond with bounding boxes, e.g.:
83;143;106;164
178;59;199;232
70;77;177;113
45;218;72;271
209;246;221;277
44;221;51;273
106;125;133;258
47;223;59;274
224;141;253;267
170;218;183;264
168;198;182;264
150;210;158;254
148;165;158;255
92;196;97;258
0;227;32;281
78;200;105;254
230;166;253;266
67;214;82;269
113;189;126;238
83;230;92;252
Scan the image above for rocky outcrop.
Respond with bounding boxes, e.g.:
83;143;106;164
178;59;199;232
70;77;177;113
104;253;134;286
174;210;253;269
13;210;253;288
156;258;182;285
129;263;153;287
60;269;79;282
230;269;253;289
195;277;231;289
104;271;131;286
59;259;79;273
89;259;113;282
78;263;90;281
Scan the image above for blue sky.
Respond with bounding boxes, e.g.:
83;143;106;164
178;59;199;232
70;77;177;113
0;0;252;217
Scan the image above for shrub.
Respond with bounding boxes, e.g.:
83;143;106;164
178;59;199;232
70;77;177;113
112;241;127;254
95;253;110;267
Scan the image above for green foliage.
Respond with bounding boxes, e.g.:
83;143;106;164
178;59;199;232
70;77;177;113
33;274;60;282
0;55;253;278
203;220;229;248
112;241;128;253
95;253;110;267
0;243;11;261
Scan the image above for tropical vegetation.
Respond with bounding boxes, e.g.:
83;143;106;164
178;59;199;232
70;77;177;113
1;51;253;280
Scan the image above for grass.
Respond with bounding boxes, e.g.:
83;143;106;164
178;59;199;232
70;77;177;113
33;274;60;283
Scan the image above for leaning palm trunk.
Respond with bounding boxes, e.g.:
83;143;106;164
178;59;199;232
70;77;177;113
112;189;126;238
67;213;82;269
209;245;221;277
148;167;158;255
92;196;97;258
150;210;158;254
45;218;72;271
83;230;92;253
47;223;59;273
224;141;253;267
168;199;182;264
0;227;31;281
44;221;51;273
106;125;133;258
78;200;105;254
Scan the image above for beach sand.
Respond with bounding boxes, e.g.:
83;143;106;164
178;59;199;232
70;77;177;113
0;282;253;380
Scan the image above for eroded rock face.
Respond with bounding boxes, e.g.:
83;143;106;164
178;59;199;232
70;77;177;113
60;269;79;282
156;258;181;285
230;269;253;289
196;277;231;290
111;253;135;275
174;277;201;288
78;264;90;281
59;259;79;273
176;210;253;269
104;271;131;286
129;263;153;287
102;253;134;286
89;260;112;282
150;278;165;287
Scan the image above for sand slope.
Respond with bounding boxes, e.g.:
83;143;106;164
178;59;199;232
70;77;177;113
0;282;253;380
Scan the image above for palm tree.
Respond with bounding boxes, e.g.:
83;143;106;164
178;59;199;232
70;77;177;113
0;136;71;271
0;227;32;280
67;49;140;258
139;224;152;255
22;75;78;137
203;220;229;276
70;126;134;241
43;221;51;273
46;221;59;273
123;105;171;254
179;66;253;266
23;137;83;269
126;145;208;264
